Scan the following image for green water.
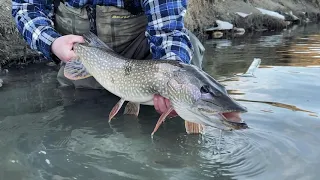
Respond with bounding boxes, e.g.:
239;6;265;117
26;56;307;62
0;24;319;180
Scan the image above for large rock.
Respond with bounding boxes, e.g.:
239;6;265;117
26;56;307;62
0;0;39;67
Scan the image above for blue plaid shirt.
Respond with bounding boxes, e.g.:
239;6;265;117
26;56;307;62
11;0;193;64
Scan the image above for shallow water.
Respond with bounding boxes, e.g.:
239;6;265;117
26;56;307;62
1;24;320;180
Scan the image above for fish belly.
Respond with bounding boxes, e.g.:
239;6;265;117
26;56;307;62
86;63;156;104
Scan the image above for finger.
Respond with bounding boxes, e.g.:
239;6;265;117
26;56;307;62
63;47;76;61
164;98;171;108
153;95;160;113
69;35;85;43
67;51;78;61
157;96;167;114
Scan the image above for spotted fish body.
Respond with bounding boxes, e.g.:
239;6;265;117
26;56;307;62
64;32;248;135
67;45;183;106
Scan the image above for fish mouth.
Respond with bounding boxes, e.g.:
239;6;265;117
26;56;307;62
197;108;249;130
219;111;249;130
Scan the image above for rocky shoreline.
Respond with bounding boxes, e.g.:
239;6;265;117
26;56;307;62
0;0;40;67
1;0;320;68
185;0;320;38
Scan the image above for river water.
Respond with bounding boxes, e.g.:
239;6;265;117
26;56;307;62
0;24;319;180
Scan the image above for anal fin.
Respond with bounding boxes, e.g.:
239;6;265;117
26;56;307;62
64;59;92;80
123;102;140;117
184;121;204;134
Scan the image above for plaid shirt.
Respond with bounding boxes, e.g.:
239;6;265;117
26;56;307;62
11;0;193;64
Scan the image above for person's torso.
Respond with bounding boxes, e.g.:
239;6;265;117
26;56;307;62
63;0;143;11
55;0;150;59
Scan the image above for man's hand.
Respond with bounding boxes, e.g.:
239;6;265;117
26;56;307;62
153;94;178;117
51;35;85;63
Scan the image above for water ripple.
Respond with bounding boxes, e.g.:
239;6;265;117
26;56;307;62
193;129;269;179
2;25;320;180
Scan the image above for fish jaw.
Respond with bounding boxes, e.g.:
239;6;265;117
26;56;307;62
188;97;248;130
217;112;249;129
173;103;232;130
172;102;248;131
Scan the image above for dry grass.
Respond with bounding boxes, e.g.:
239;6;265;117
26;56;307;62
0;0;39;67
184;0;218;35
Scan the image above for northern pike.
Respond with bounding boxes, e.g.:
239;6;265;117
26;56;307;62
64;32;248;135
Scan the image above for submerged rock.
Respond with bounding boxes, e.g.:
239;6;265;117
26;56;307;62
0;78;3;88
211;31;224;39
233;27;246;36
205;20;234;31
205;20;246;39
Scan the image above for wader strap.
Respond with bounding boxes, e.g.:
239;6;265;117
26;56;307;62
86;5;97;34
54;0;60;14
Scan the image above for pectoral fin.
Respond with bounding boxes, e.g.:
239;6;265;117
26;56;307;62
64;59;92;80
109;98;126;122
123;102;140;117
151;107;174;136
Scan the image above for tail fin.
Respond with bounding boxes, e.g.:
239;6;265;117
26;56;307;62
83;31;114;51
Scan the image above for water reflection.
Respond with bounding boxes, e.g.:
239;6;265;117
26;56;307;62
1;24;320;180
235;99;316;114
275;34;320;66
195;24;320;180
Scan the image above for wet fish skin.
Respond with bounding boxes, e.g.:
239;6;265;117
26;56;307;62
72;43;182;104
64;32;248;134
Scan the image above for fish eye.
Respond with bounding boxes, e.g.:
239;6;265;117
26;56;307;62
200;85;210;94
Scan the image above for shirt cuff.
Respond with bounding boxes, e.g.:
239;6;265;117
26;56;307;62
38;28;62;60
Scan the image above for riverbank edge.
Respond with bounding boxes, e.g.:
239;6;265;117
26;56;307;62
1;0;320;68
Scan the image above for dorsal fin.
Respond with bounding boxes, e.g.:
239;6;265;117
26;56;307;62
82;31;114;52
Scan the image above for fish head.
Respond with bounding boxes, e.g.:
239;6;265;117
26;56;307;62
167;63;248;130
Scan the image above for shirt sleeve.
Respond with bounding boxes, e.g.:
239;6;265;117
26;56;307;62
12;0;62;60
142;0;194;64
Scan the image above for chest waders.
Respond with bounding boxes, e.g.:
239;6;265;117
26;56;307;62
53;1;205;89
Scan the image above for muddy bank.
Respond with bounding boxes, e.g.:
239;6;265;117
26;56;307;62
1;0;320;67
0;0;40;67
185;0;320;36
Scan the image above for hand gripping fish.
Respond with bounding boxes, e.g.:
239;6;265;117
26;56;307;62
64;32;249;135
